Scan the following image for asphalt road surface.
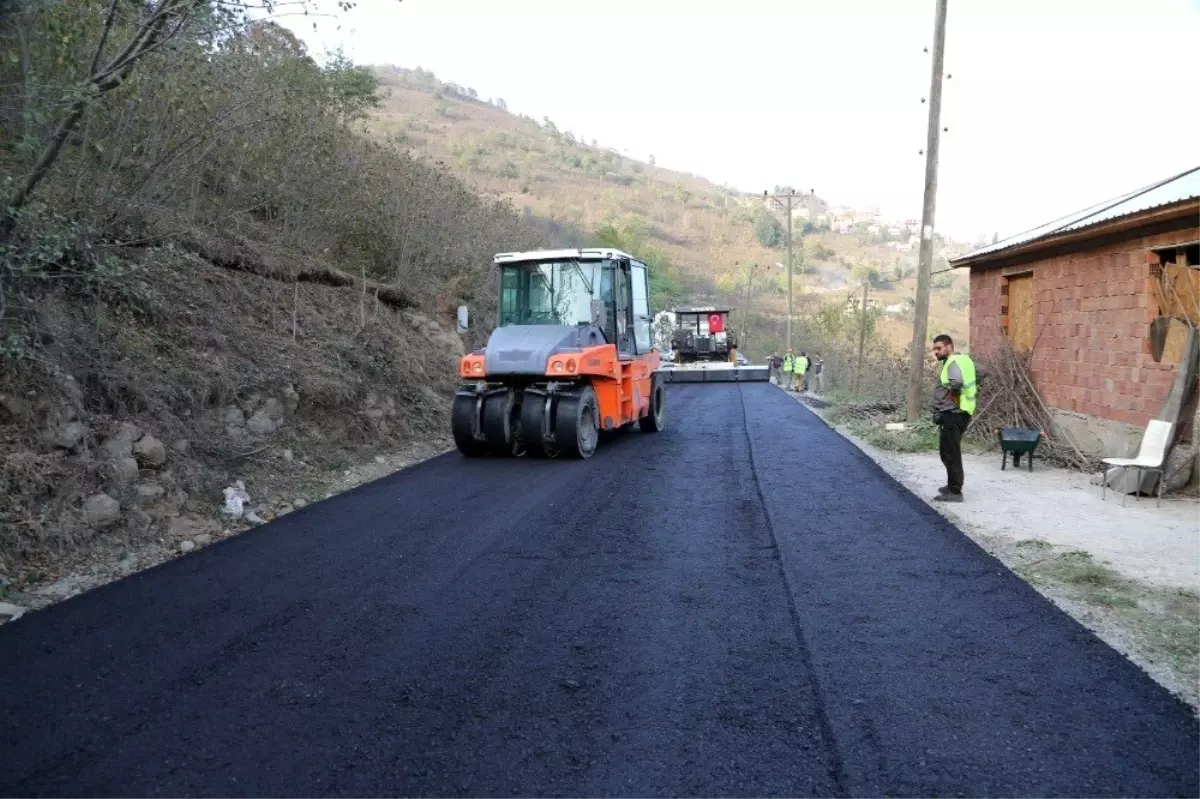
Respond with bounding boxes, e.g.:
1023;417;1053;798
2;383;1197;797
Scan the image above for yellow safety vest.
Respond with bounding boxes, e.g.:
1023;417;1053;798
940;353;978;415
782;355;795;373
797;356;809;374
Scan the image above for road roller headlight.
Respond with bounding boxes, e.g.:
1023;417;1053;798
566;358;577;373
472;362;483;374
552;361;565;374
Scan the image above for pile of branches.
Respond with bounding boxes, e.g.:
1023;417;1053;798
968;339;1098;470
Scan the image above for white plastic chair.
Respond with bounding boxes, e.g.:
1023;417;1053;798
1100;420;1173;507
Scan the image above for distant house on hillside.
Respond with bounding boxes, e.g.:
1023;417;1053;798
950;167;1200;460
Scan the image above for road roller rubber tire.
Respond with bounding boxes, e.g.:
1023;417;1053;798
520;391;559;458
482;389;523;457
451;392;488;457
639;373;666;433
555;385;599;459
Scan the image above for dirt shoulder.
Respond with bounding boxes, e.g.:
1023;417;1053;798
795;389;1200;711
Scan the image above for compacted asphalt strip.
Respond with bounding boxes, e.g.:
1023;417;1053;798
0;382;1196;797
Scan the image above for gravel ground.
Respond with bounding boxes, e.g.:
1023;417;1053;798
0;384;1196;797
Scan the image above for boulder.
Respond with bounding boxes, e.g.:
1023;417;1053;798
133;435;167;467
247;398;285;435
101;422;141;460
134;482;166;507
1165;444;1196;492
104;456;140;490
83;493;121;530
46;420;88;451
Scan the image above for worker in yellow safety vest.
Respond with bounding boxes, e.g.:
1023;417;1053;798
931;333;978;503
796;351;810;392
781;349;795;390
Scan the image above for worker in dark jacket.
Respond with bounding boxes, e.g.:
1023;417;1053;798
931;333;978;503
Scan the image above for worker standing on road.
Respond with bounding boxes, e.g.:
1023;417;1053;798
795;351;810;392
782;349;795;390
769;351;783;385
931;333;978;503
812;353;825;394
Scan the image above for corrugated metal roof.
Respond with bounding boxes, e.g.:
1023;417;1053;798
953;166;1200;264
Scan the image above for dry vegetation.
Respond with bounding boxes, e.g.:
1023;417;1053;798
0;2;545;595
366;66;973;360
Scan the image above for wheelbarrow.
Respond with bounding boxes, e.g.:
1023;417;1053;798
998;427;1045;471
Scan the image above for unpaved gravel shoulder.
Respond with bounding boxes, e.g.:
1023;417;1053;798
796;391;1200;712
0;438;452;620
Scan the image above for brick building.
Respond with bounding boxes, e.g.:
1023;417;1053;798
950;167;1199;456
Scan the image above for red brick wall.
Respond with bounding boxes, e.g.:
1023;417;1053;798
968;228;1195;428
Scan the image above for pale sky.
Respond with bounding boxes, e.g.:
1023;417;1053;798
282;0;1200;242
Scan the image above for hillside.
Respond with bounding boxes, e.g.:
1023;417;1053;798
367;66;971;356
0;13;545;601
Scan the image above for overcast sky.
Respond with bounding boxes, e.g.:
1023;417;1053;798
282;0;1200;242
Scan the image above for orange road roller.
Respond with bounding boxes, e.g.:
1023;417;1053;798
452;248;666;459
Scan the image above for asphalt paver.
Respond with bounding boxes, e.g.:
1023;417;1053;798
1;383;1196;797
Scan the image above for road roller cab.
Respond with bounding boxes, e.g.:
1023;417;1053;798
452;248;666;458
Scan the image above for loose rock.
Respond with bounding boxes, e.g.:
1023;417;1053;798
48;421;88;451
172;439;192;455
282;448;294;462
135;483;166;507
101;422;141;460
194;533;214;546
247;398;285;435
180;540;196;553
83;493;121;530
104;457;140;490
133;435;168;467
293;498;307;509
36;575;93;600
0;601;27;622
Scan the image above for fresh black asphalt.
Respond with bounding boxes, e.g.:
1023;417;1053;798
1;383;1196;797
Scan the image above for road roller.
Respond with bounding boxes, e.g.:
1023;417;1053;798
452;248;666;459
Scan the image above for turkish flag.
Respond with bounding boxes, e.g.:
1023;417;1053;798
708;313;724;333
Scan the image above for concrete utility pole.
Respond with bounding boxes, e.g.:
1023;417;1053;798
764;189;810;351
906;0;949;423
855;281;870;391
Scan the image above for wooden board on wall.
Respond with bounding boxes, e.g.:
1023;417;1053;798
1154;264;1200;324
1162;317;1192;364
1006;273;1034;351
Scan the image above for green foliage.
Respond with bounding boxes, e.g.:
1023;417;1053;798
851;262;882;284
594;223;684;309
932;271;955;290
752;206;783;248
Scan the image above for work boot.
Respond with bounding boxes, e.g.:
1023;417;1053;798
933;491;963;503
937;485;951;494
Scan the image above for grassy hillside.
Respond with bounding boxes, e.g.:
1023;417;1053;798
0;9;545;594
366;65;970;356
